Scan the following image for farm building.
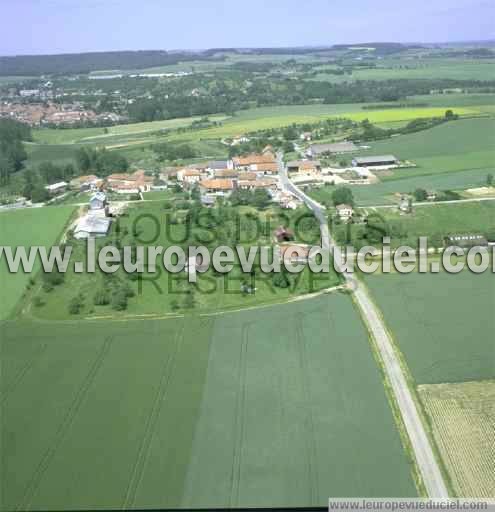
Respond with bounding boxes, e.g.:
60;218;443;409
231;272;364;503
89;191;107;210
307;141;357;157
445;234;488;248
45;181;68;195
352;155;398;167
287;160;322;173
74;215;111;239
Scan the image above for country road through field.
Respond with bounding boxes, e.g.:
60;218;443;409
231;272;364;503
277;153;449;498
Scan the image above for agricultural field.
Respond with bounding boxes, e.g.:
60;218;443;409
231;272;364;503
0;294;417;510
364;271;495;384
309;116;495;206
32;114;229;145
166;107;477;143
418;380;495;498
0;205;75;321
353;117;495;181
332;200;495;248
312;59;495;82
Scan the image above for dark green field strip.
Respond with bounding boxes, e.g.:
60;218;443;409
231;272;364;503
1;324;106;511
0;316;214;510
365;272;495;384
182;295;416;508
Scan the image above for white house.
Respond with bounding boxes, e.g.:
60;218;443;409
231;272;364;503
89;191;107;210
177;168;202;185
336;203;354;220
45;181;68;195
74;215;111;239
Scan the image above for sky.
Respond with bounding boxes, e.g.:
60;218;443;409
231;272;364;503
1;0;494;56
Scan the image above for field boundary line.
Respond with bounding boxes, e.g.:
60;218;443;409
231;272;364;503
122;322;185;509
0;343;47;406
229;322;250;508
17;336;114;511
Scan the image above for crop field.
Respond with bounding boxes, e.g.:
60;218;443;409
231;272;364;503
313;59;495;82
354;117;495;181
309;117;495;205
0;294;417;510
331;200;495;248
0;206;75;321
364;271;495;384
418;381;495;498
32;114;229;145
167;107;477;143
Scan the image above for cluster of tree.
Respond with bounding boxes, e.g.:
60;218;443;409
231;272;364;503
75;147;129;176
152;142;197;161
229;188;272;209
0;50;223;76
321;79;495;104
331;187;354;206
350;111;457;142
0;119;31;185
90;272;135;313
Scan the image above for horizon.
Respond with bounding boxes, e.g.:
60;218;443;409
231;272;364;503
2;39;495;59
2;0;494;57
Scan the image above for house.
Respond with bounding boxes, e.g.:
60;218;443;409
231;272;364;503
352;155;398;168
70;175;101;191
73;215;111;239
89;191;107;211
251;162;279;175
200;194;217;207
199;179;235;195
445;234;488;248
336;203;354;220
287;160;321;173
214;169;239;179
45;181;68;196
232;153;276;170
106;170;153;193
207;160;232;171
300;132;312;141
307;141;357;157
274;226;294;243
238;178;277;191
177;168;202;185
398;195;412;214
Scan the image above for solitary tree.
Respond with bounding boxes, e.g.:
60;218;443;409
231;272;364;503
331;187;354;206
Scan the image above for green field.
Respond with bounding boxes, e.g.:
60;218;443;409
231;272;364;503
167;107;477;143
309;117;495;206
1;294;417;510
313;59;495;82
0;206;75;320
355;117;495;181
32;114;229;145
332;200;495;248
365;272;495;384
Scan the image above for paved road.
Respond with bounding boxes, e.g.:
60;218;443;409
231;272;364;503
278;153;449;498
